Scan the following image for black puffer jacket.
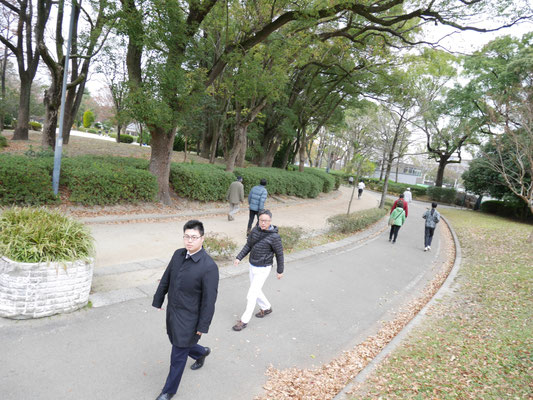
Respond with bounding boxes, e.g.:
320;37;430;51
236;225;284;273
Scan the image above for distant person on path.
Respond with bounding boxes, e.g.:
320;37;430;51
390;193;409;217
348;176;354;185
226;176;244;221
247;178;268;235
389;202;406;244
358;180;365;199
423;202;441;251
152;220;219;400
403;187;413;203
232;209;284;332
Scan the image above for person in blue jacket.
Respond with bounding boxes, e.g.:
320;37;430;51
247;178;268;235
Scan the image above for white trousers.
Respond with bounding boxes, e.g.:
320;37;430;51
241;265;272;323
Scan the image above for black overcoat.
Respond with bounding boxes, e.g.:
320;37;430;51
152;248;219;347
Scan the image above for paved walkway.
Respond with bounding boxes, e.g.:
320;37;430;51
0;191;449;400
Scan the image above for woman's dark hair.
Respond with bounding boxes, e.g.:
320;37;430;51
432;202;438;208
260;178;267;186
183;220;204;236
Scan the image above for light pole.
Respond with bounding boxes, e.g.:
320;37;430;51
52;0;77;194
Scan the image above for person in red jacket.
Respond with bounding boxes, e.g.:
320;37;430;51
390;194;408;217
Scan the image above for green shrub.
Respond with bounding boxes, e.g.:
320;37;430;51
173;134;185;151
234;167;324;198
29;121;42;131
170;163;234;201
0;134;8;149
119;134;134;143
0;155;58;205
0;207;94;263
365;178;427;197
278;226;304;251
24;145;55;158
304;168;336;193
61;156;158;205
480;200;532;220
427;186;457;203
139;132;152;146
83;110;95;128
87;128;98;134
327;207;388;234
203;233;237;260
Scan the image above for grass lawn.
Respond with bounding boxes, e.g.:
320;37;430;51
0;130;219;165
351;209;532;399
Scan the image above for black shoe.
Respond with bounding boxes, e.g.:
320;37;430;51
156;393;174;400
190;347;211;370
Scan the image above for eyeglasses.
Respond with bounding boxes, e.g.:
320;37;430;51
259;219;271;223
183;235;202;241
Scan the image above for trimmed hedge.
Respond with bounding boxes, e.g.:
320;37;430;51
304;168;335;193
29;121;42;131
427;186;457;204
234;167;323;198
480;200;532;220
327;207;388;234
170;163;234;202
61;156;158;205
0;155;58;205
0;134;7;149
365;178;427;197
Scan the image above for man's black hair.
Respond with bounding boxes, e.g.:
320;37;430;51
237;176;243;181
258;209;272;218
183;220;204;236
432;202;438;208
399;194;404;198
260;178;267;186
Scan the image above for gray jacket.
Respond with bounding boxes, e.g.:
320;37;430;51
423;209;440;228
227;181;244;204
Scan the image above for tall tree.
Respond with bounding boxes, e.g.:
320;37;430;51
38;0;111;148
0;0;50;140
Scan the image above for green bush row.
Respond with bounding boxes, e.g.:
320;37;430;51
364;178;427;197
0;155;58;206
234;167;323;198
303;168;336;193
61;156;158;205
170;163;234;202
327;207;388;234
29;121;42;131
480;200;532;220
426;186;456;203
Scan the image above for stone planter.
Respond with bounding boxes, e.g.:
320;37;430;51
0;256;94;319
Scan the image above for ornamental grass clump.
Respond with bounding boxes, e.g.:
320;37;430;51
0;208;94;263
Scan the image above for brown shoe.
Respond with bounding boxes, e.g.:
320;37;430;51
232;321;247;331
255;308;272;318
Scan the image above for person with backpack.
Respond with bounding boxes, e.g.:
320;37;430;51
389;201;406;244
247;178;268;235
422;202;441;251
390;193;409;217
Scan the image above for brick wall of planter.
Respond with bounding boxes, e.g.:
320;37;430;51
0;257;94;319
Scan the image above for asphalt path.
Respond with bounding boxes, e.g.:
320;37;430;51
0;201;446;400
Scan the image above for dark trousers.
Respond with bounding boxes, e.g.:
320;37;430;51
389;225;401;242
247;210;259;231
424;226;435;247
161;344;207;394
358;188;363;198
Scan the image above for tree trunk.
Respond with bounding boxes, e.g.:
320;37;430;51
261;137;280;167
435;157;448;187
226;125;246;172
149;127;176;205
12;75;32;140
0;45;7;133
236;133;247;167
41;76;62;148
298;136;306;172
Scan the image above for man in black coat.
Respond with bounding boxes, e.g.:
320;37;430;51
232;209;284;331
152;220;219;400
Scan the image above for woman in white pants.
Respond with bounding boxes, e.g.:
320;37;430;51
232;210;284;331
